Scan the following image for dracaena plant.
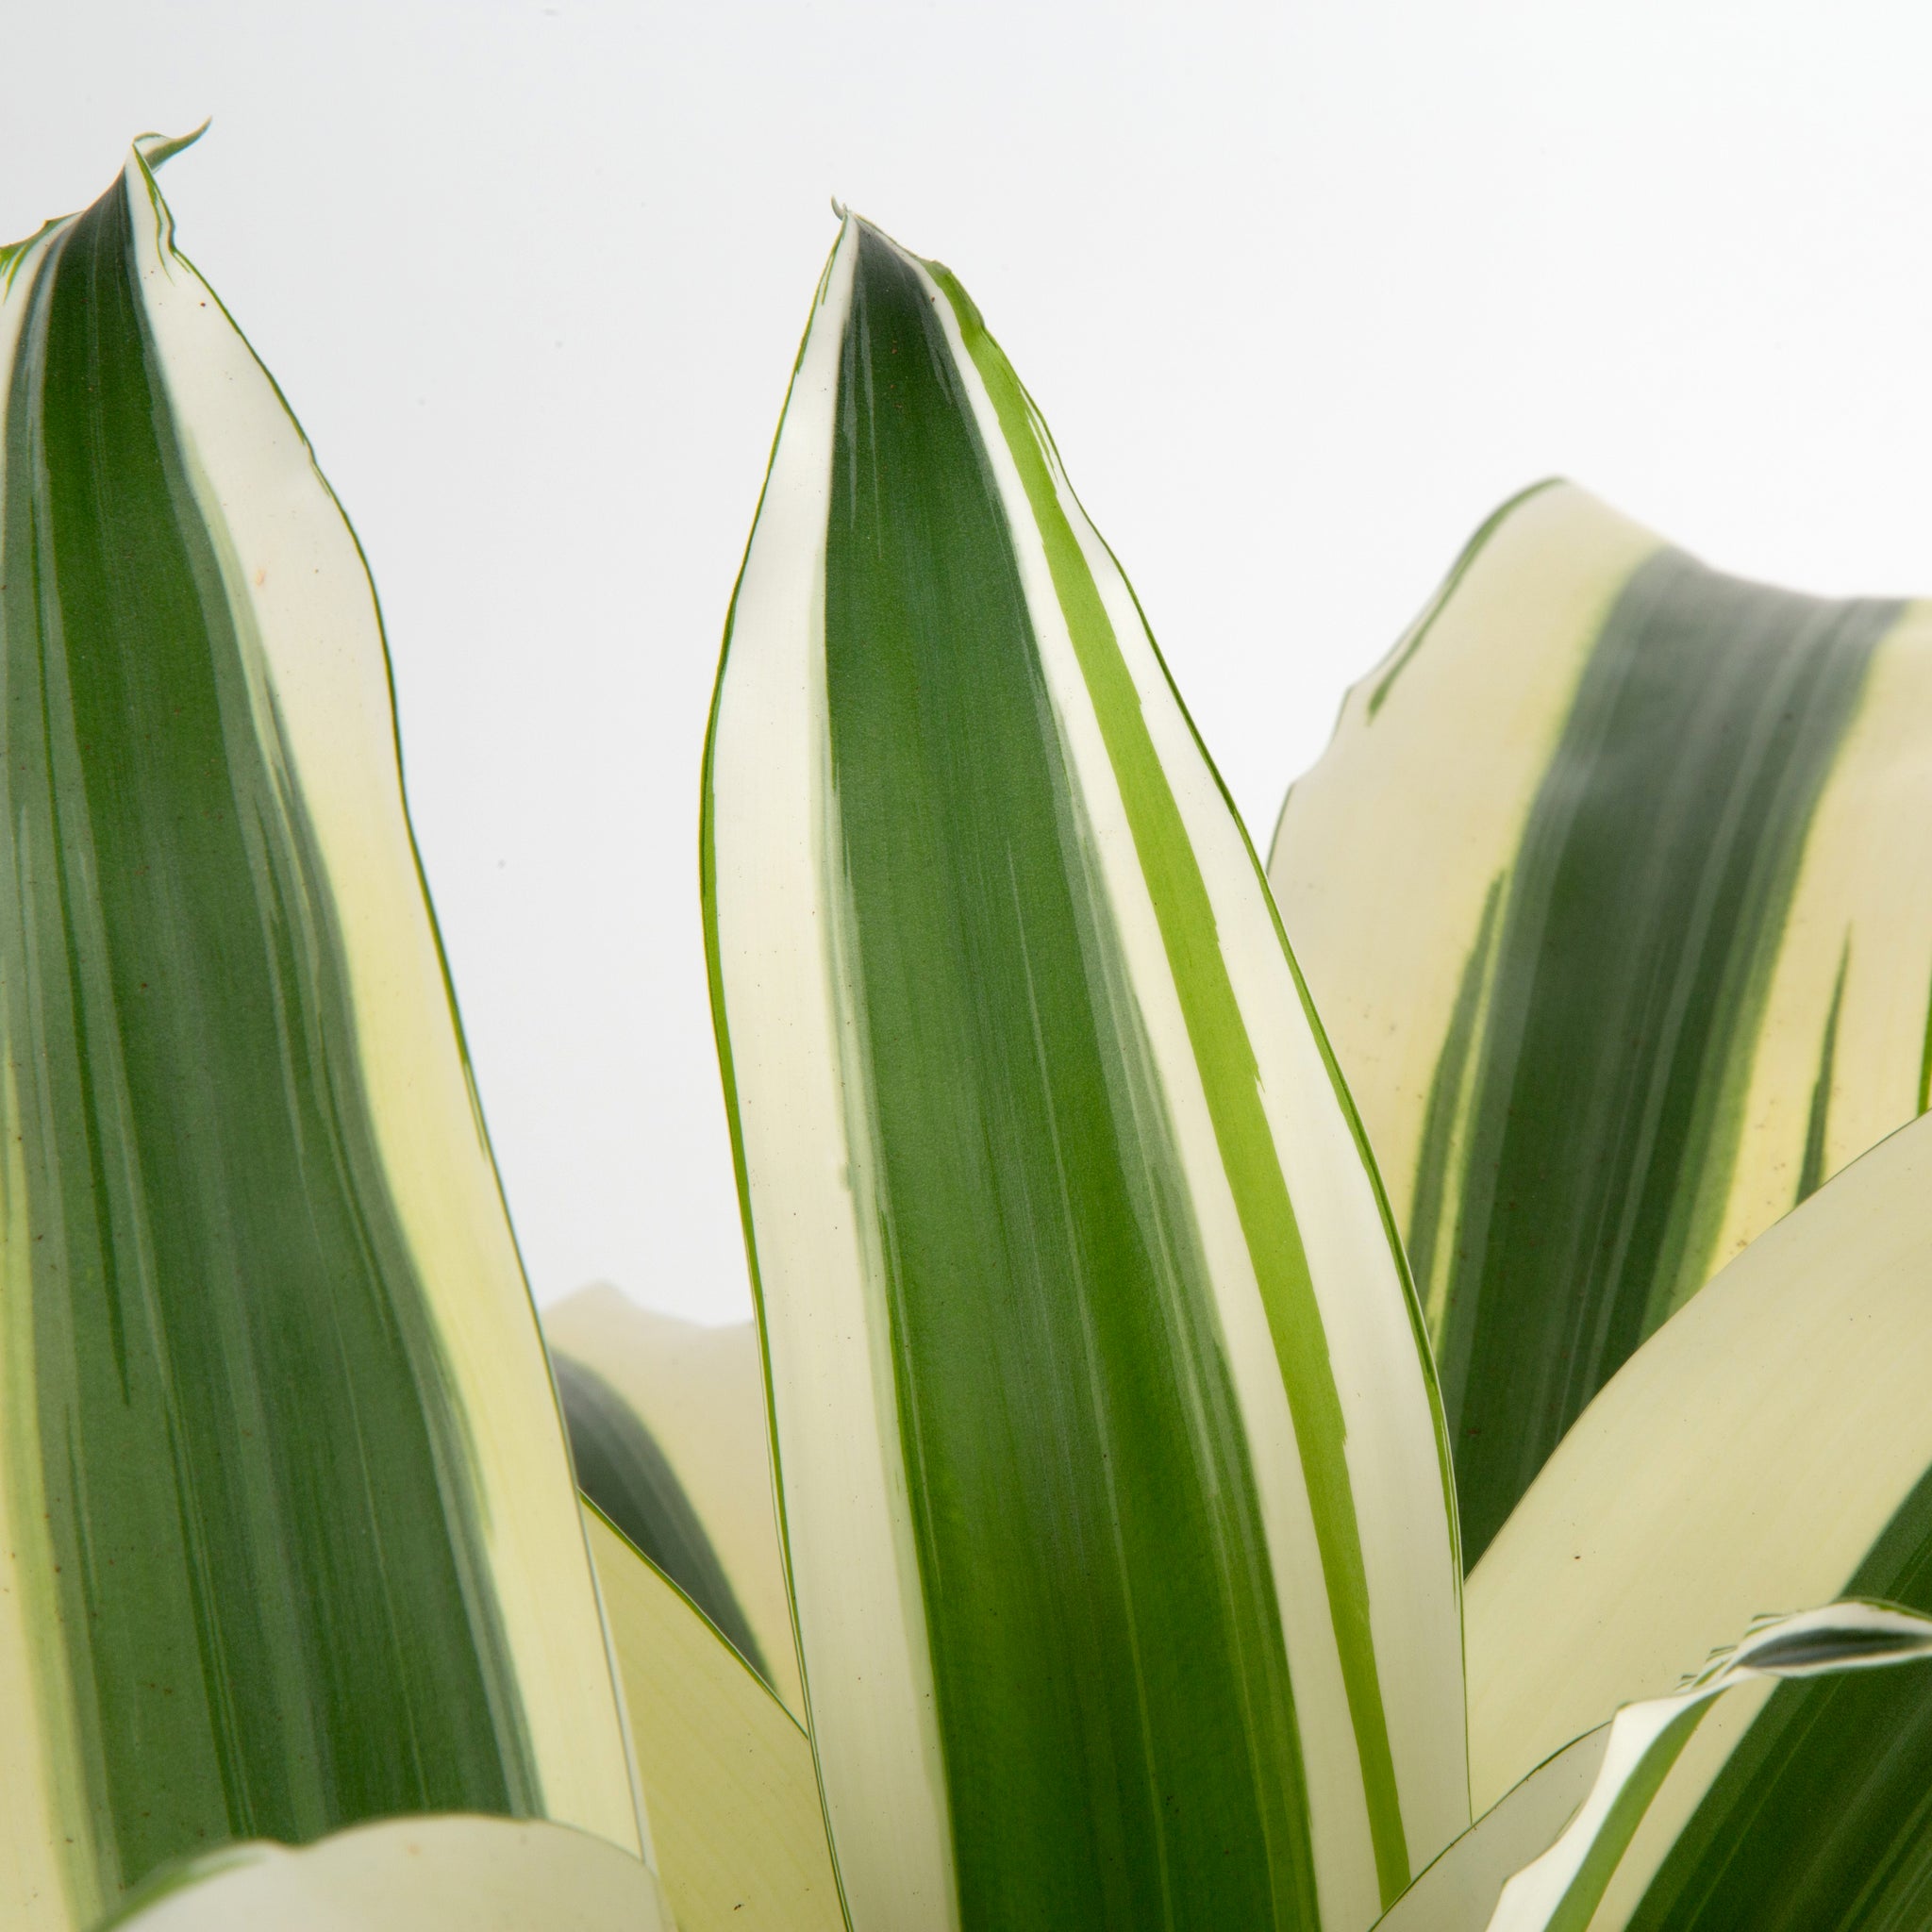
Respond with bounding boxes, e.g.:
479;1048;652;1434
8;132;1932;1932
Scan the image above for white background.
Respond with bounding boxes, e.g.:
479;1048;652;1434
6;1;1930;1323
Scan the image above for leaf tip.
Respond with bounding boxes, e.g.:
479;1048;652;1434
134;120;213;173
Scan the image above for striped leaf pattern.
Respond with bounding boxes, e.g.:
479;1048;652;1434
1466;1108;1932;1924
0;138;641;1924
1484;1604;1932;1932
552;1347;770;1687
1269;481;1932;1564
704;214;1463;1930
544;1286;799;1712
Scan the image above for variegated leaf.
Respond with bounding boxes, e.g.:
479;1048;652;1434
1269;481;1932;1563
1468;1108;1932;1922
704;213;1463;1930
1375;1731;1608;1932
0;137;641;1923
547;1288;791;1706
1485;1604;1932;1932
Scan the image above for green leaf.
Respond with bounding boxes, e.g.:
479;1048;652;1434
545;1286;801;1715
585;1502;843;1931
1269;481;1932;1565
1465;1108;1932;1797
704;214;1464;1929
96;1814;672;1930
0;139;641;1922
1481;1603;1932;1932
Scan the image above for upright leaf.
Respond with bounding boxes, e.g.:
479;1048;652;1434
1464;1109;1932;1919
0;138;641;1924
704;215;1463;1930
1269;481;1932;1562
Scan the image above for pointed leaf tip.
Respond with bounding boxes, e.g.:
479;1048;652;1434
134;122;211;172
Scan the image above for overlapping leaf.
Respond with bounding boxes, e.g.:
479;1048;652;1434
0;137;641;1924
585;1502;841;1929
1269;481;1932;1563
704;214;1464;1930
547;1288;794;1707
1485;1604;1932;1932
1466;1108;1932;1922
98;1814;671;1931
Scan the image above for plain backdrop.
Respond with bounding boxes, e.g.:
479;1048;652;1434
5;1;1931;1323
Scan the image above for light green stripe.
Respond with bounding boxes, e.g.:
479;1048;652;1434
934;268;1410;1905
1545;1704;1708;1932
1408;874;1505;1337
824;227;1310;1928
1915;958;1932;1117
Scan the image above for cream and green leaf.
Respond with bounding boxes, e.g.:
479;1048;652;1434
1377;1600;1932;1932
1481;1603;1932;1932
1463;1107;1932;1926
1270;481;1932;1565
585;1500;842;1930
98;1814;672;1931
545;1285;800;1714
703;213;1465;1931
0;138;643;1926
24;125;1932;1932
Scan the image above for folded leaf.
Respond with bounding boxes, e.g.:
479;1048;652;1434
1466;1108;1932;1898
1484;1603;1932;1932
1375;1731;1608;1932
97;1814;672;1930
1268;482;1932;1563
586;1502;842;1930
0;138;641;1924
704;213;1464;1929
545;1286;800;1713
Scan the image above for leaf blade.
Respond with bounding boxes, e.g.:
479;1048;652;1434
1466;1108;1932;1810
1270;482;1932;1562
585;1503;842;1931
0;141;641;1922
1484;1604;1932;1932
98;1814;672;1931
543;1287;800;1716
706;216;1462;1930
